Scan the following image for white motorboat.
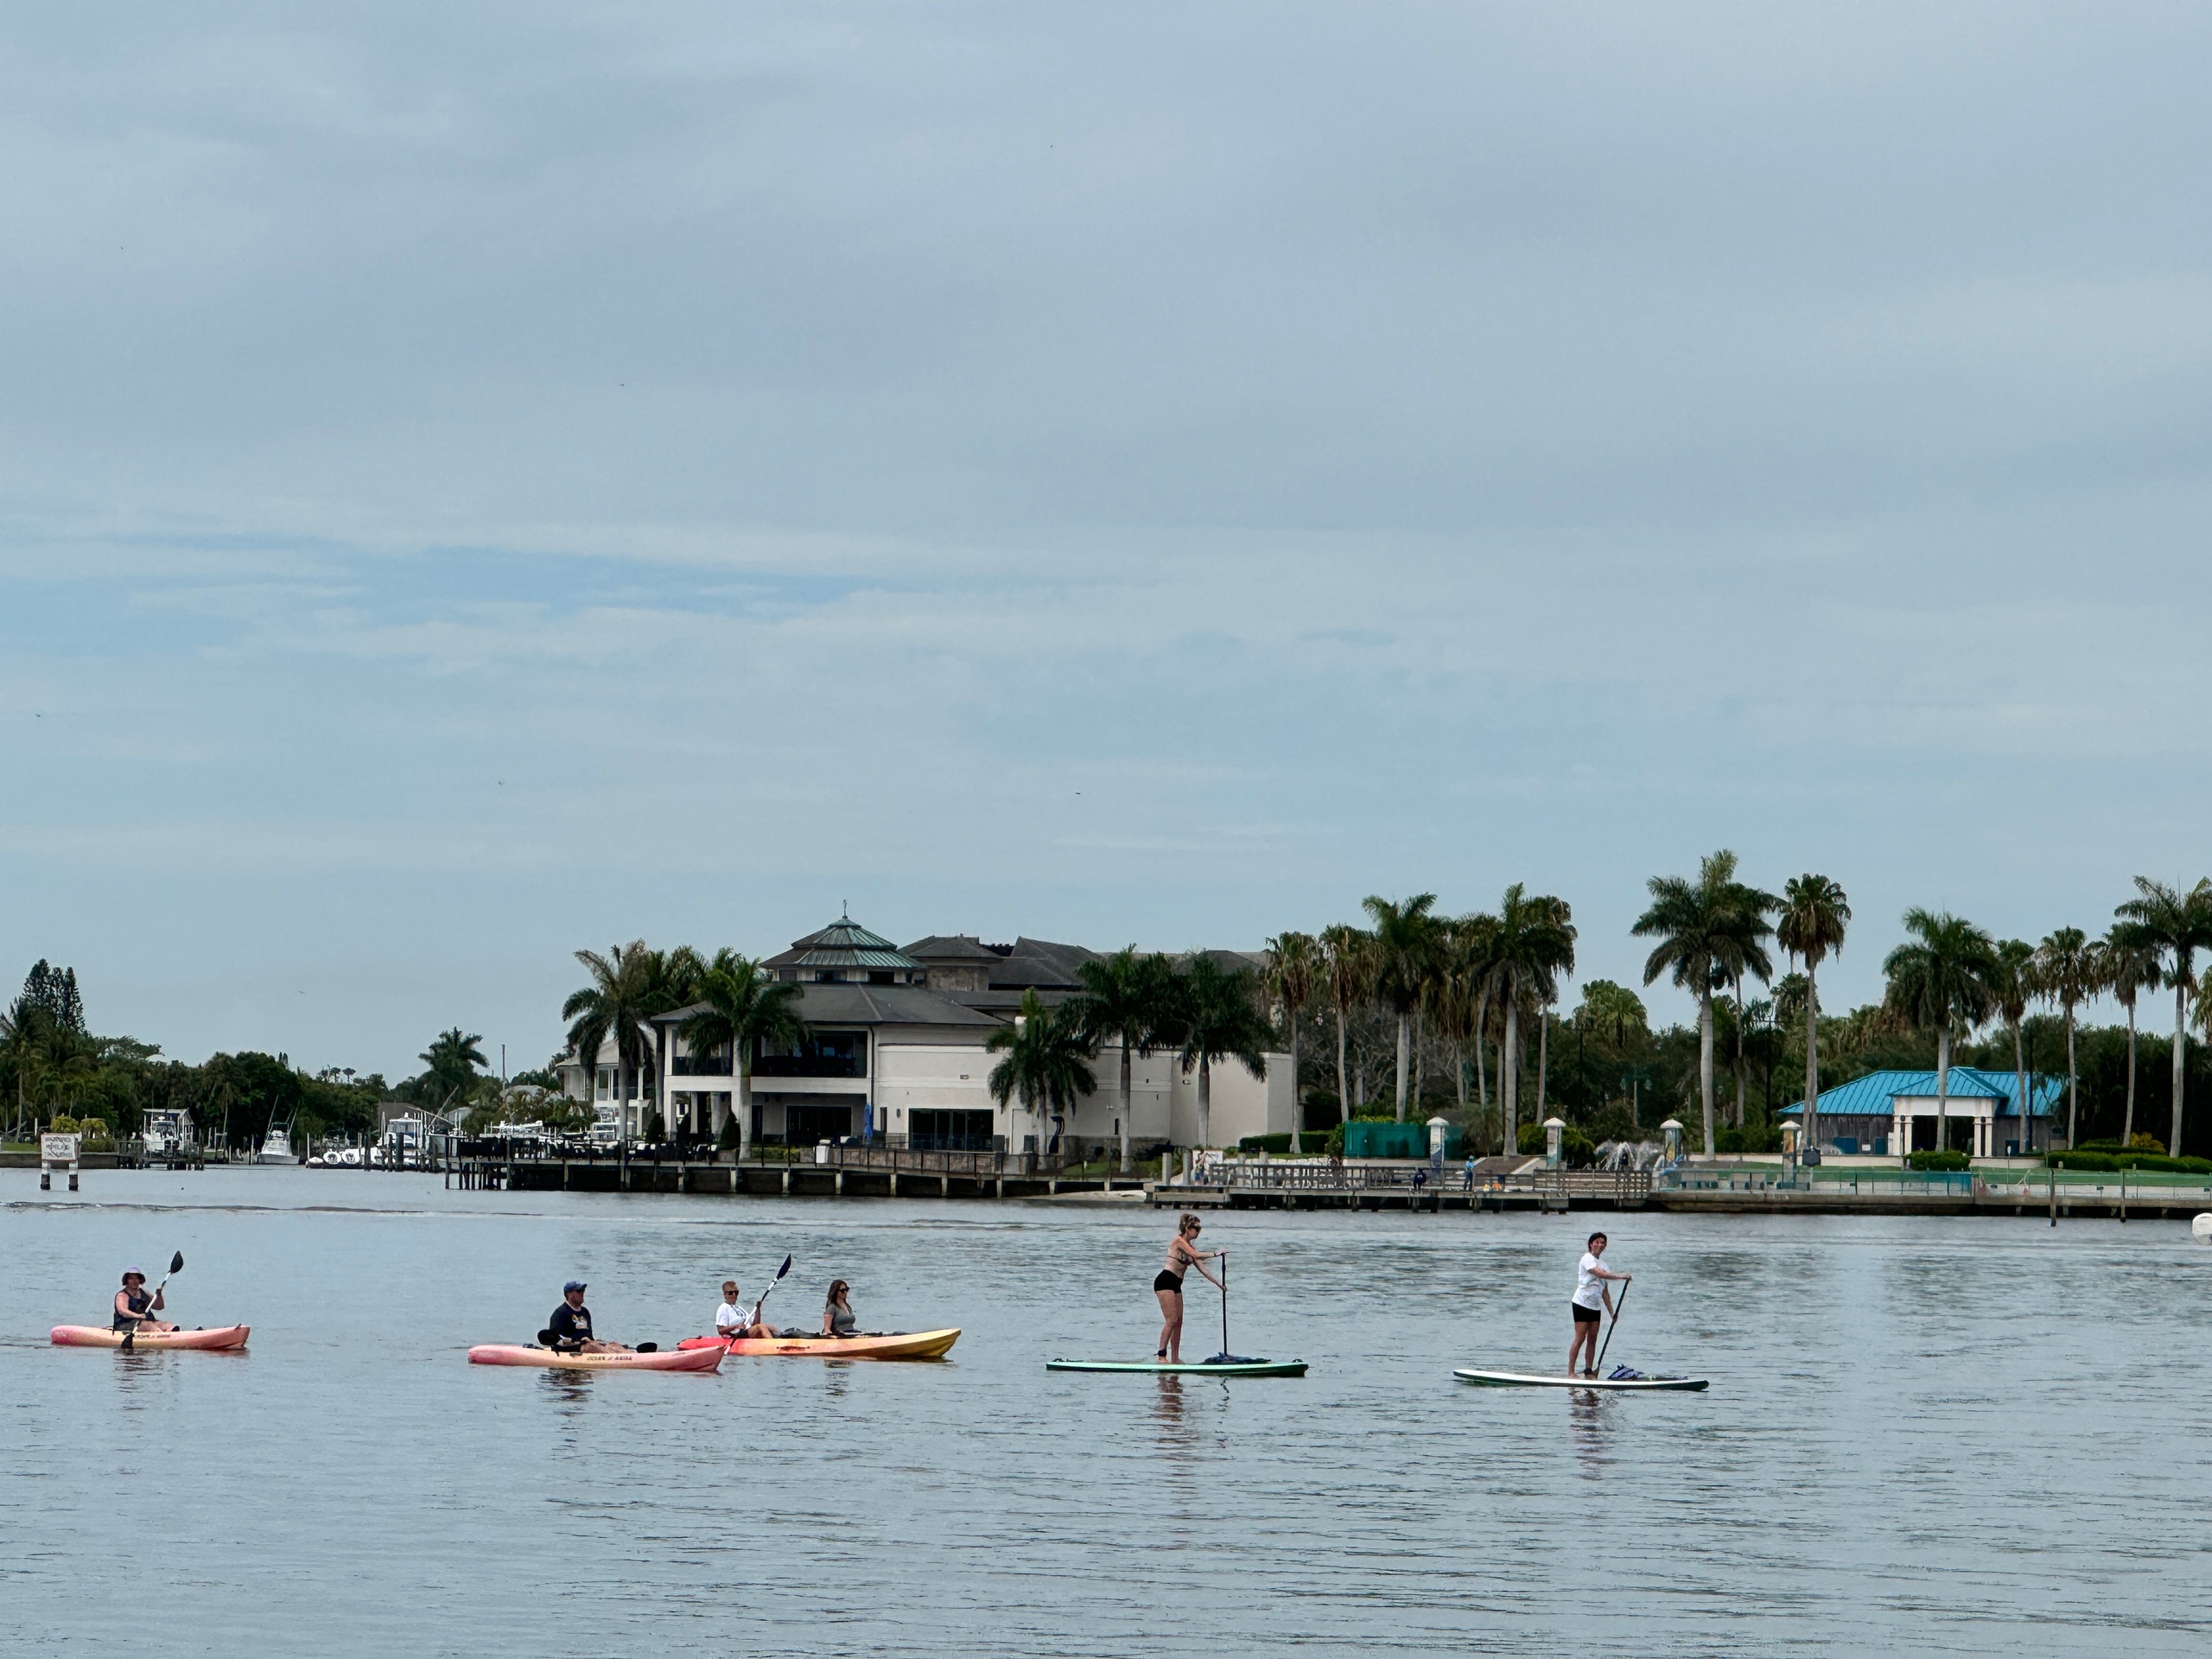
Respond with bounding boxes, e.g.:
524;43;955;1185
256;1123;298;1165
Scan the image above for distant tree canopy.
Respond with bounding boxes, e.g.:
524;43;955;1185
0;958;493;1149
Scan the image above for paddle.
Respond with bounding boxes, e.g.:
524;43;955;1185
1593;1279;1629;1376
122;1251;184;1354
747;1255;794;1335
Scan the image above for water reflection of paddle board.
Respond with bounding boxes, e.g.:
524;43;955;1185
1455;1368;1707;1392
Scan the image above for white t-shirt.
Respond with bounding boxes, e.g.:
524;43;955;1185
1573;1253;1609;1310
715;1300;747;1333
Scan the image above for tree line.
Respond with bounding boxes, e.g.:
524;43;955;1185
1273;861;2212;1160
0;960;556;1152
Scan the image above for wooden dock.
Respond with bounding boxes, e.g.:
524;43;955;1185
450;1147;1146;1201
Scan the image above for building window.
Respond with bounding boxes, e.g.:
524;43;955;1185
753;1030;868;1079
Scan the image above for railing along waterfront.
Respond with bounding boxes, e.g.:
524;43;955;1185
1179;1158;1653;1205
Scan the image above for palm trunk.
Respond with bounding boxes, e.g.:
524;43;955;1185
2171;976;2190;1159
1536;1007;1550;1121
2064;1010;2078;1148
1118;1034;1133;1174
1334;1006;1351;1128
1473;989;1491;1110
1453;1040;1467;1112
1503;986;1521;1159
1936;1027;1951;1154
1804;961;1821;1152
1697;988;1714;1154
1732;976;1746;1129
2012;1021;2027;1160
1198;1057;1212;1149
2123;1002;2138;1147
1393;1011;1410;1122
1287;1014;1302;1156
737;1059;754;1161
1412;1006;1424;1116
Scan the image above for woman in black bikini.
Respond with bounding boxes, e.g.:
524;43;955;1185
1154;1212;1223;1363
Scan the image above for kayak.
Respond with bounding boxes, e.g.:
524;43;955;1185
1046;1357;1307;1377
1454;1368;1708;1392
676;1327;962;1361
467;1344;723;1372
51;1325;250;1351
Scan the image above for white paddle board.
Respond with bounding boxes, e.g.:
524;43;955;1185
1455;1367;1708;1392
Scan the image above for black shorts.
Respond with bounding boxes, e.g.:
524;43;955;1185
1154;1270;1184;1294
1571;1301;1602;1324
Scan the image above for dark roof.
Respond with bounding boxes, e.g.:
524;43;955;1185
1174;948;1266;976
945;988;1077;1014
988;937;1097;988
651;986;1001;1029
902;934;1007;963
762;918;925;975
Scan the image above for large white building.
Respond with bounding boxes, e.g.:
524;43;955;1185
558;917;1295;1151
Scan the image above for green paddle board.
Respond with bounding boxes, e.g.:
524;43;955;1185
1047;1357;1308;1377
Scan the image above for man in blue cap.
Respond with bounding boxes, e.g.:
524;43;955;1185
545;1281;631;1355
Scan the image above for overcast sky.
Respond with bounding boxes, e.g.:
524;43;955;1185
3;3;2208;1078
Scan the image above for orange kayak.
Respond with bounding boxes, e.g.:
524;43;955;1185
467;1344;722;1372
51;1325;250;1351
676;1327;960;1361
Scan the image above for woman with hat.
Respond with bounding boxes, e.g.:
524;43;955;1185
112;1268;175;1335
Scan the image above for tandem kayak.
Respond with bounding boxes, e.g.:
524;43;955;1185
51;1325;250;1351
1454;1368;1708;1392
676;1328;962;1361
467;1344;723;1372
1047;1357;1307;1377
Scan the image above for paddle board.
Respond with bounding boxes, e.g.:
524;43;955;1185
1047;1357;1307;1376
1455;1367;1707;1391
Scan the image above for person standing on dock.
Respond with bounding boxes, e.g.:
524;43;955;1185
1154;1212;1223;1363
1569;1233;1630;1378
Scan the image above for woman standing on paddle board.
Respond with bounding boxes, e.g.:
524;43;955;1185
1569;1232;1629;1378
1154;1213;1224;1363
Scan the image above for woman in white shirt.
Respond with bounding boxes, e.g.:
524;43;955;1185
1569;1232;1630;1377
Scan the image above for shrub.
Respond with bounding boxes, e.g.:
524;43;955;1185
1238;1133;1300;1154
49;1115;79;1135
2047;1150;2212;1174
716;1116;742;1152
1907;1150;1969;1172
1715;1122;1783;1155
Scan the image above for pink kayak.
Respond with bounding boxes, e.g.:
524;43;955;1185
51;1325;250;1351
467;1344;722;1372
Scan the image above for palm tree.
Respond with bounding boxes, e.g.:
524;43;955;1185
1575;980;1648;1046
1262;933;1318;1154
1161;956;1273;1148
1362;894;1442;1122
1486;885;1576;1158
2113;877;2212;1157
1318;923;1375;1128
987;989;1097;1160
1633;850;1770;1154
419;1027;488;1109
1066;947;1173;1174
676;949;808;1161
1882;909;1999;1157
2102;929;2161;1147
1990;940;2035;1156
1433;915;1496;1119
1776;874;1850;1152
562;941;701;1152
2033;927;2101;1149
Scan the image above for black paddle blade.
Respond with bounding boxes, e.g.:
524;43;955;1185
168;1252;184;1274
636;1342;658;1354
776;1255;792;1279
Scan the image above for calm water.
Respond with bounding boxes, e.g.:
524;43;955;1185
3;1169;2206;1656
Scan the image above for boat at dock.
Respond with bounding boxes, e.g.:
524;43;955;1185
676;1327;962;1360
